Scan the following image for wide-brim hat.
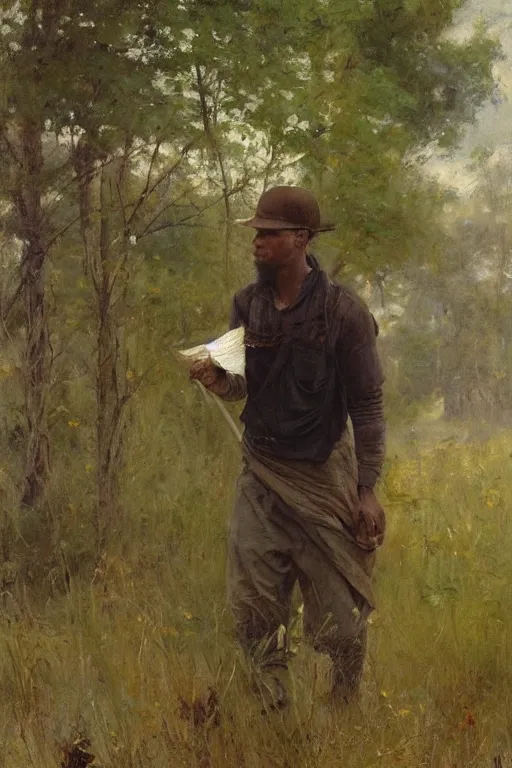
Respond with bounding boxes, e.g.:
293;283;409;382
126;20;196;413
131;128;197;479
237;186;335;232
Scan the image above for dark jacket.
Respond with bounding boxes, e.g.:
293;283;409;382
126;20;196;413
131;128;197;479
224;257;385;488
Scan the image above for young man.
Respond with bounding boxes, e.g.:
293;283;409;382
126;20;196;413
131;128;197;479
190;186;386;710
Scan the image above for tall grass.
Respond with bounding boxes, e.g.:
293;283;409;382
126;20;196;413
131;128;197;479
0;373;511;766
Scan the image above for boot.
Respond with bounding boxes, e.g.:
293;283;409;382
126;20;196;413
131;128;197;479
330;630;367;704
254;665;289;713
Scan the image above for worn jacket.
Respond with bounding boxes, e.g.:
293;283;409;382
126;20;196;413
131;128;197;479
221;257;385;488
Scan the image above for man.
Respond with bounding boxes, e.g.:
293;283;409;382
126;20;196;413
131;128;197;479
190;186;386;710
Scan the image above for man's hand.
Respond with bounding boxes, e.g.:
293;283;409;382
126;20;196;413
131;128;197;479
189;358;230;397
354;487;386;551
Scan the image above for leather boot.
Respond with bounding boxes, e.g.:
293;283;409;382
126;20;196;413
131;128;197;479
330;629;367;704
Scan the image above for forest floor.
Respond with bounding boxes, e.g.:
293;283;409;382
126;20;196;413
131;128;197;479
1;418;511;767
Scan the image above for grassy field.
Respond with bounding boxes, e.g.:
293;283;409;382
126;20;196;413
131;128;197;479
0;386;511;766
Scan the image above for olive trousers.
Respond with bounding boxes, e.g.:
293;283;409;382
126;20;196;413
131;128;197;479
227;466;368;709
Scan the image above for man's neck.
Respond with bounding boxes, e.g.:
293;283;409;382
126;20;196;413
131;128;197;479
273;256;312;310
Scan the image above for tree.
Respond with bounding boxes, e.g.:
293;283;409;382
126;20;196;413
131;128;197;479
0;0;501;540
382;152;512;423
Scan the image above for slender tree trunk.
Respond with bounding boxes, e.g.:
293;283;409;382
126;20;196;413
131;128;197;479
220;166;232;283
93;165;128;548
9;0;69;507
16;117;51;508
195;64;233;283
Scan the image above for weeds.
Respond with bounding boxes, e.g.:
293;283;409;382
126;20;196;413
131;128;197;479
0;411;511;766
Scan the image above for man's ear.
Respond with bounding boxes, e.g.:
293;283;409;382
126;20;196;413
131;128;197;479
294;229;310;248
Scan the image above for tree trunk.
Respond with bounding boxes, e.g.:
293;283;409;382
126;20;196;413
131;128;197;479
93;165;128;548
16;117;51;508
194;64;233;284
443;387;461;420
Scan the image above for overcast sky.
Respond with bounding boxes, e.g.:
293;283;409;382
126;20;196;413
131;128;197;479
427;0;512;191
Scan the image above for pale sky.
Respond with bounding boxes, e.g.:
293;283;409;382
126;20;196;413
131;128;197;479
426;0;512;192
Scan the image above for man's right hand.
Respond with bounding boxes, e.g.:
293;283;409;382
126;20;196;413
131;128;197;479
354;486;386;551
189;358;229;397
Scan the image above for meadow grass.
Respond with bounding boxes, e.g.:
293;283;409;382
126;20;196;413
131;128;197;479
0;386;511;767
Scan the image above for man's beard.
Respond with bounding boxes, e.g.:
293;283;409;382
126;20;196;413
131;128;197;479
254;260;278;286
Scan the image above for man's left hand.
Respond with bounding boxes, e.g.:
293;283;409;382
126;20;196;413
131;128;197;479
355;487;386;551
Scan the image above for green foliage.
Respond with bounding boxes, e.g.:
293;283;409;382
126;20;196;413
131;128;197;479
384;154;512;422
0;0;501;278
0;4;508;760
0;408;512;765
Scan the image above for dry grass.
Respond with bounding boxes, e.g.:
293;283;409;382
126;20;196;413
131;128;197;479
0;379;511;767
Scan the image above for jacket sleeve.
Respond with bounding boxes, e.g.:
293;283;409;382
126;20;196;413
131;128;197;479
216;296;248;402
337;298;385;489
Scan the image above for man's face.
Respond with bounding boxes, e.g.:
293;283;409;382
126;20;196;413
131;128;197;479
252;228;306;282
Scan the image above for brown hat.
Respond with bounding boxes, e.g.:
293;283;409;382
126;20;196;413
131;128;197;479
237;186;335;232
